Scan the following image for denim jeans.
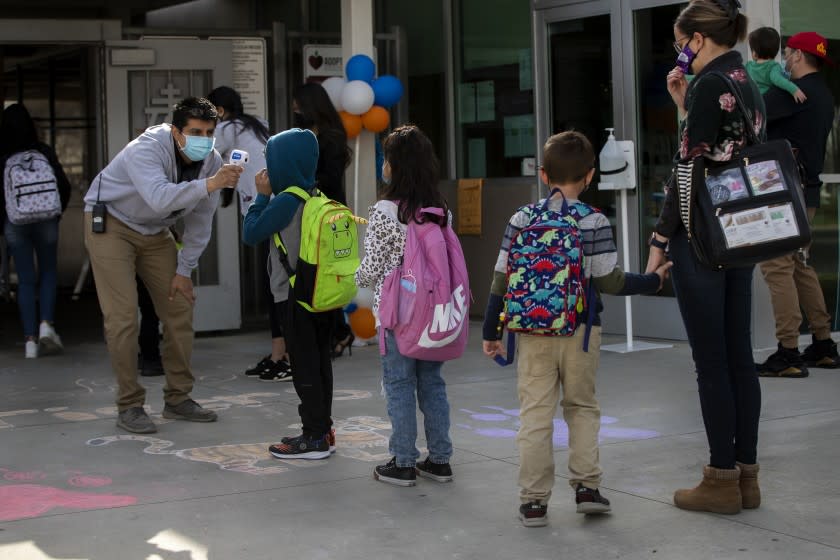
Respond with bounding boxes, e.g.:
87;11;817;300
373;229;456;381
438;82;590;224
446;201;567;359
670;231;761;468
380;330;453;467
4;218;60;338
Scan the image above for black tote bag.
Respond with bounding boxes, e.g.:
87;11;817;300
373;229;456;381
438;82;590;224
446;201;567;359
676;72;811;270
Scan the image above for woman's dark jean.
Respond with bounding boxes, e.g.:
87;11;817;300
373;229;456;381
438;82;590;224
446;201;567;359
4;217;59;338
669;231;761;468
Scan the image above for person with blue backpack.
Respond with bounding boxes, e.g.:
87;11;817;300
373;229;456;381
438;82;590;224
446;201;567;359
356;125;469;487
482;131;672;527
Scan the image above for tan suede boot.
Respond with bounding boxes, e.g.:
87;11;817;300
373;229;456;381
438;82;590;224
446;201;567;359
674;465;742;514
736;462;760;509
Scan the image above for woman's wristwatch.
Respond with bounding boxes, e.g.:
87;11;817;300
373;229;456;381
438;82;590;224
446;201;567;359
648;233;668;250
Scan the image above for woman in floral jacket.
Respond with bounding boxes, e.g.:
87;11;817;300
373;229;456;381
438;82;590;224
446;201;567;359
645;0;765;515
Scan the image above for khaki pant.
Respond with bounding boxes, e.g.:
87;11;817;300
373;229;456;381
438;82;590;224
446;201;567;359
760;248;831;349
516;327;602;504
84;214;195;411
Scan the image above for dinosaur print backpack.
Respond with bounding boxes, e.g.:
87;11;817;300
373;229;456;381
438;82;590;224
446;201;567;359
503;193;595;339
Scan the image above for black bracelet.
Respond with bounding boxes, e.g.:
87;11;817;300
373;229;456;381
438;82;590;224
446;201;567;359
648;234;668;250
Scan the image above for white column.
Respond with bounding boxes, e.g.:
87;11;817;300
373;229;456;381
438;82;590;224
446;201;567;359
341;0;377;217
744;0;783;350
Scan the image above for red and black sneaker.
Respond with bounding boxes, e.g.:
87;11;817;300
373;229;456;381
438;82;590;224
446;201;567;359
281;428;335;453
518;501;548;527
575;484;611;514
268;434;330;460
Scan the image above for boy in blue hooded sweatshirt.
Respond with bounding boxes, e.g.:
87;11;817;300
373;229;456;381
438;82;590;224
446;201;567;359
243;128;333;460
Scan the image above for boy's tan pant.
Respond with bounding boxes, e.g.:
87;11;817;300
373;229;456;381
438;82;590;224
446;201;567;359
517;328;602;504
84;214;195;411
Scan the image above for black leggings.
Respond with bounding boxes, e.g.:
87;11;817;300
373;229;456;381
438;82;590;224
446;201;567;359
670;231;761;468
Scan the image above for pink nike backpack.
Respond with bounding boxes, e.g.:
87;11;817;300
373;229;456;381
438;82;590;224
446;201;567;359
378;207;470;361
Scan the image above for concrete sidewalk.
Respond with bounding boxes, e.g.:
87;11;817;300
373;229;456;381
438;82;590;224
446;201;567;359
0;323;838;559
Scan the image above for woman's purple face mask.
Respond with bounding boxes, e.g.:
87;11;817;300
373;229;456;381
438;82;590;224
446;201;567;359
676;43;697;74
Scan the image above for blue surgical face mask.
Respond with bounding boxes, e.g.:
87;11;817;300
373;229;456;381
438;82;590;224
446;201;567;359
179;133;215;161
676;43;698;75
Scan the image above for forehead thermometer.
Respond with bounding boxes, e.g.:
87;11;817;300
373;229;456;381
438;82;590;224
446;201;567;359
230;149;249;166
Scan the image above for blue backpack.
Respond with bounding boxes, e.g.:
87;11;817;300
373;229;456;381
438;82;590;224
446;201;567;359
496;191;597;365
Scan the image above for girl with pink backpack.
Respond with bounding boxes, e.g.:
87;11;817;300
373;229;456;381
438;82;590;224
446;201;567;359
355;125;466;487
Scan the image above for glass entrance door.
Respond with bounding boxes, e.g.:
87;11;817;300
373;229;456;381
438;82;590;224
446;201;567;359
535;0;688;340
622;0;687;339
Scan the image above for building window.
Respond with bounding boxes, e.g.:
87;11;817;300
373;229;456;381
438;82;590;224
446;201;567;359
454;0;534;178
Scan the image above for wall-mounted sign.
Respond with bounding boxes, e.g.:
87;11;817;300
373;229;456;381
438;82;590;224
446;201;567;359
209;37;268;119
303;45;344;79
303;44;379;81
457;178;483;236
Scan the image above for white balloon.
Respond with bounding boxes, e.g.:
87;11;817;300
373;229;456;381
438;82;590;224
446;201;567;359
321;77;346;112
355;286;375;309
340;80;375;116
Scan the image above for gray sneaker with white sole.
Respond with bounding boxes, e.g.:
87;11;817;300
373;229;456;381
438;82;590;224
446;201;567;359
116;407;157;433
162;399;218;422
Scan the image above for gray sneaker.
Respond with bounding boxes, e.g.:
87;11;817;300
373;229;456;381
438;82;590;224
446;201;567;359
162;399;218;422
116;407;157;434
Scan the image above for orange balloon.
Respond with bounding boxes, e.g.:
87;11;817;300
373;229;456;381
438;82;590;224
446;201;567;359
339;111;363;139
361;106;390;133
349;307;377;339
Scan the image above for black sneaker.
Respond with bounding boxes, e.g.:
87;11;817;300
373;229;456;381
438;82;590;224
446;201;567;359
756;344;809;378
244;355;273;377
116;407;157;434
575;484;611;514
258;359;293;382
415;458;453;483
518;501;548;527
283;428;335;453
373;457;416;487
162;399;218;422
801;337;840;369
269;434;330;460
138;354;165;377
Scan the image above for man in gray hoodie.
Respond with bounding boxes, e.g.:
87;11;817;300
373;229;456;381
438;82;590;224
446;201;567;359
84;97;243;434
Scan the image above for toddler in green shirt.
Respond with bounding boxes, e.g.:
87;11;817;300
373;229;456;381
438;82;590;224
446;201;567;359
746;26;806;103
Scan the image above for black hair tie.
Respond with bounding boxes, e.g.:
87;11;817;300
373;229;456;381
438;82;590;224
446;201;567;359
713;0;742;21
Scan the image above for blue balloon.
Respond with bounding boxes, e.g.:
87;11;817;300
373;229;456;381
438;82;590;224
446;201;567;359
344;302;358;314
372;75;404;108
345;54;376;83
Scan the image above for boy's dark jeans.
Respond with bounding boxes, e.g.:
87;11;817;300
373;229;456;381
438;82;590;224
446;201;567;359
669;231;761;469
284;285;334;438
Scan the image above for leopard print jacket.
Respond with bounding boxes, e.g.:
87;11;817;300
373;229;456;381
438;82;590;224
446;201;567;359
355;200;406;317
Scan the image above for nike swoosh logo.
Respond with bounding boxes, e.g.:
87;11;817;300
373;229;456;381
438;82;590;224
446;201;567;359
418;315;466;348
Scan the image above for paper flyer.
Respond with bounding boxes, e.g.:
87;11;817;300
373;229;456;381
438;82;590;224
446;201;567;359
745;159;787;196
718;203;799;249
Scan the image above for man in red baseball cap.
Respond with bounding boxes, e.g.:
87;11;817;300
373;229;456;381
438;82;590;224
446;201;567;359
786;31;834;67
757;31;837;378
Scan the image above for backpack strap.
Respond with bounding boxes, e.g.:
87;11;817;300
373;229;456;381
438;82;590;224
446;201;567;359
272;186;313;277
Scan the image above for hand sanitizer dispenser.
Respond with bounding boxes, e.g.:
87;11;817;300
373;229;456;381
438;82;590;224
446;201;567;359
597;128;636;191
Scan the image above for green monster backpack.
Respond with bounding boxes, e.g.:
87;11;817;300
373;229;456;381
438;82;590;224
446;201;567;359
273;186;361;312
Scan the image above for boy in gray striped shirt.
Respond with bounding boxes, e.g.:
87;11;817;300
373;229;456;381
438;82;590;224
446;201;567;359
482;131;671;527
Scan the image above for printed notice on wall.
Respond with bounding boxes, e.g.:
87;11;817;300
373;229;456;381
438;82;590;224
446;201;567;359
457;179;483;235
210;37;268;119
718;203;799;249
231;38;268;119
